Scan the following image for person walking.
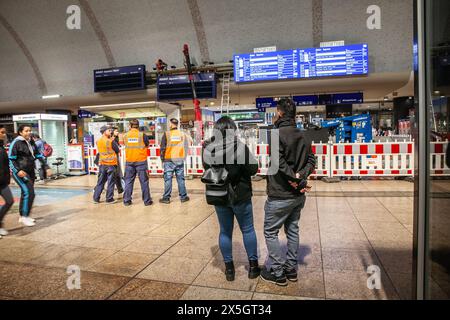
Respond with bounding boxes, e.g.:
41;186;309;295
8;125;43;227
202;116;260;281
260;98;316;286
159;118;189;204
0;125;14;238
93;126;119;204
122;119;153;206
112;127;124;196
32;134;49;183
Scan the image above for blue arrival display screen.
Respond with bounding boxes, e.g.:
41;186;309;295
234;50;298;82
234;44;368;83
298;44;369;78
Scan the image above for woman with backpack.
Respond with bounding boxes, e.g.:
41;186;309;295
202;116;260;281
8;125;42;227
32;134;50;182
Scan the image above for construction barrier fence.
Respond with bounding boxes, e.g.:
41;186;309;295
87;140;450;178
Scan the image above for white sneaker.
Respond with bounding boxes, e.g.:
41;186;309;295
29;217;36;222
19;217;35;227
0;228;8;236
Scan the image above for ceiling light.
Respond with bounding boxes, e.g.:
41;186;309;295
209;102;215;106
42;94;61;99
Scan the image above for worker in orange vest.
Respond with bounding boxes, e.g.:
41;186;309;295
123;119;153;206
93;126;119;204
159;118;190;204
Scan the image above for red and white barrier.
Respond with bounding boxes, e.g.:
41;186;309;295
147;146;163;175
185;146;204;175
256;144;270;175
430;141;450;176
87;147;99;174
331;141;414;177
311;144;330;177
86;140;442;179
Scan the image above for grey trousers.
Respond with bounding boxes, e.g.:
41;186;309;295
264;195;306;277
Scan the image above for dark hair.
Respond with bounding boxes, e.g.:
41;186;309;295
18;124;31;135
277;98;296;119
214;116;237;137
170;118;179;125
129;119;139;128
0;125;4;130
32;133;41;139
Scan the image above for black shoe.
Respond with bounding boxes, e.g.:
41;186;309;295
159;198;170;204
260;267;287;286
225;261;235;282
248;260;261;279
283;267;298;282
145;200;154;206
123;201;132;206
180;196;190;203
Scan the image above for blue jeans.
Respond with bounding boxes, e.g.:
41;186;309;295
215;199;258;263
93;165;116;202
264;196;306;277
123;161;152;205
162;161;188;200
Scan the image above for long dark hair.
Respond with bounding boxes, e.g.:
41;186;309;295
213;116;237;139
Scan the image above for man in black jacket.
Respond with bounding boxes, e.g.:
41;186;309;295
0;125;14;238
260;98;316;286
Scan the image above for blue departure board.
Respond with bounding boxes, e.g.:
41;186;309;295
234;44;368;83
234;50;298;82
298;44;368;78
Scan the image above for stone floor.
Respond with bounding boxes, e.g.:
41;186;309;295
0;175;418;300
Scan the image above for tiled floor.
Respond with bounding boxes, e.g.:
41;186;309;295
0;176;417;300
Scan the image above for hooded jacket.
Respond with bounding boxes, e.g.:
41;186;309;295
202;135;258;206
266;117;316;199
0;140;10;188
8;136;42;180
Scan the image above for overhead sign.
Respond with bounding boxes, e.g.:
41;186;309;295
254;46;277;53
293;95;319;106
157;72;217;101
94;64;146;93
320;40;345;47
234;43;369;83
332;92;364;104
13;114;68;121
78;110;94;119
256;97;277;109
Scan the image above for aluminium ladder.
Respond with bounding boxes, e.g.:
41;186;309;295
220;72;231;114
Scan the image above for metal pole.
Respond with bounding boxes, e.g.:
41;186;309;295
415;0;427;300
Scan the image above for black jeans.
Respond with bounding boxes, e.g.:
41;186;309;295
0;186;14;227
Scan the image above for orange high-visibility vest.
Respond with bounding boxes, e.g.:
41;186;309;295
164;129;185;161
97;136;118;166
123;129;148;163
